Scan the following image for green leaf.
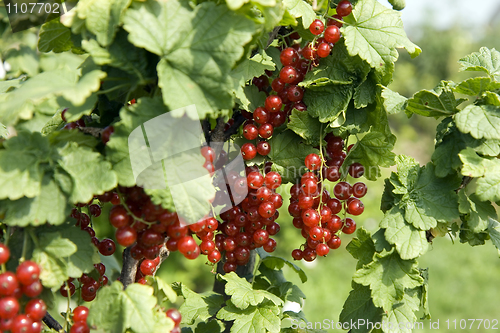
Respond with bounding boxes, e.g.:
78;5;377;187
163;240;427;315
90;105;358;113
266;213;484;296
343;131;396;181
453;77;500;96
147;276;177;304
57;142;118;204
226;0;276;11
176;283;224;325
487;218;500;251
268;130;319;184
231;51;275;90
346;227;376;269
282;0;315;28
82;30;149;79
405;81;459;117
384;289;420;333
0;132;50;200
216;300;281;333
339;283;384;333
458;192;496;232
123;0;255;118
380;207;429;260
353;249;424;312
381;86;407;115
287;109;323;145
303;85;353;123
431;119;467;177
236;85;267;112
76;0;131;46
88;282;157;333
404;164;460;230
353;74;377;108
257;248;307;283
0;123;8;139
33;225;98;289
195;320;225;333
455;104;500;140
459;148;500;202
38;20;74;53
458;47;500;80
342;0;421;74
221;272;283;309
2;174;70;227
231;52;274;109
0;68;106;126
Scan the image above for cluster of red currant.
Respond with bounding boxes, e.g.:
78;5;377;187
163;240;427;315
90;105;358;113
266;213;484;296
216;167;283;273
59;262;108;302
239;1;352;161
306;0;352;59
0;244;46;333
288;134;367;262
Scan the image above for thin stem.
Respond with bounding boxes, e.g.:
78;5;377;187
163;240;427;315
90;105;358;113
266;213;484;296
64;282;72;331
116;188;154;226
96;84;130;96
20;229;28;263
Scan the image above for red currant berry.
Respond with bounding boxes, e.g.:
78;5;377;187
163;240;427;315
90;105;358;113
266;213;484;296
253;107;269;124
333;181;352;200
253;229;270;245
265;95;282;113
279;66;298;84
264;172;282;189
302;209;320;227
115;226;137;247
70;321;90;333
243;123;258;140
109;205;130;228
271;78;285;93
0;272;18;296
25;299;46;322
309;19;325;35
336;0;352;17
302;247;317;262
88;204;102;217
291;249;303;260
140;259;156;276
280;47;300;67
207;249;221;263
0;244;10;265
348;163;365;178
256;141;271;156
316;243;330;256
304;153;321;170
241;143;257;160
352;182;367;198
342;217;356;234
10;314;33;333
347;198;364;216
324;25;341;44
317;43;331;58
72;306;89;323
0;297;19;319
258;123;274;139
59;282;76;297
286;85;304;102
98;239;116;256
263;238;277;252
101;126;114;144
166;308;182;326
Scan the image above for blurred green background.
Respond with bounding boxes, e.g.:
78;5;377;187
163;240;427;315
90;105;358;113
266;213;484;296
2;0;500;331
